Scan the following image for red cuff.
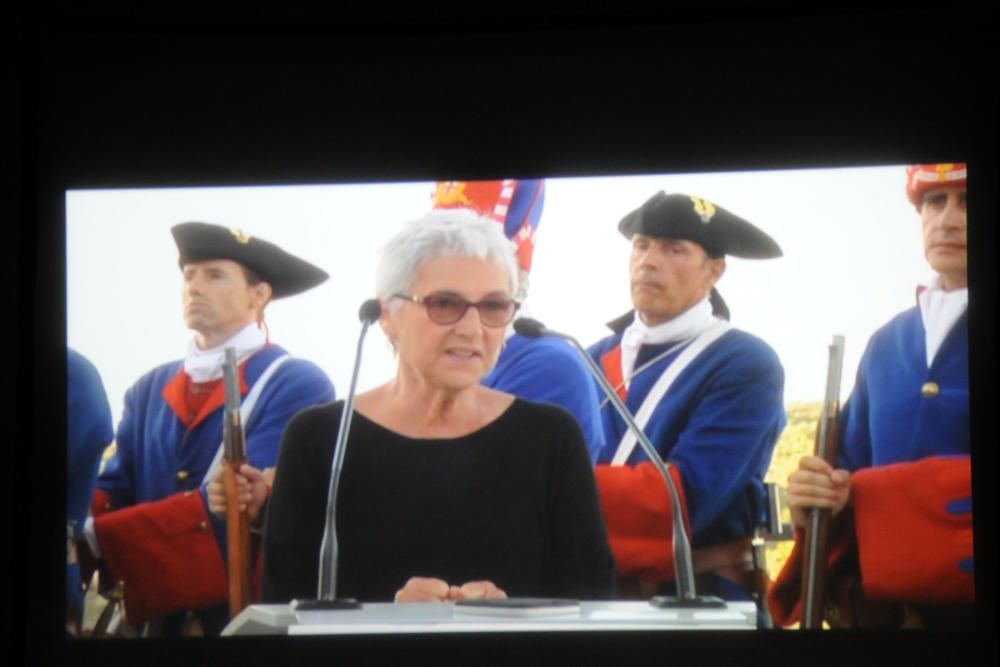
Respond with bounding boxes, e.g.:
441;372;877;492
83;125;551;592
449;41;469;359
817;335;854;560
90;488;114;518
93;491;228;624
595;461;690;581
852;456;974;603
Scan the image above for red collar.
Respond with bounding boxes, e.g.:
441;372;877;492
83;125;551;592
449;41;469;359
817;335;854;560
600;346;627;403
162;360;250;428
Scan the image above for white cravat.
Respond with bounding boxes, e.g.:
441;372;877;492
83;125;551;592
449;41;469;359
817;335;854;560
917;276;968;368
620;298;714;388
184;322;267;383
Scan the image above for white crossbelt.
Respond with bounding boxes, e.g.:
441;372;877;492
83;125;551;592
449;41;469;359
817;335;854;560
201;354;292;485
610;320;732;466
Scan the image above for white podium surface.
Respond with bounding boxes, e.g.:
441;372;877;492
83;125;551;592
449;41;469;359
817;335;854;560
222;600;757;636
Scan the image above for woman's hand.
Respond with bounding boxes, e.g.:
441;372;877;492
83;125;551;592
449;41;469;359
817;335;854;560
787;455;852;529
450;580;507;601
394;577;452;602
394;577;507;602
206;462;275;524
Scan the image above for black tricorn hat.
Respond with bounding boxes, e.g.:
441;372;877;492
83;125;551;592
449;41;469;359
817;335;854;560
171;222;329;299
618;192;782;259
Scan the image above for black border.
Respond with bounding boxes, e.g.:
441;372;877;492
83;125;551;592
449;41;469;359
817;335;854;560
15;3;996;665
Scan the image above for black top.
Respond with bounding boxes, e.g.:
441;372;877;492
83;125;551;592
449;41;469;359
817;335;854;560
262;398;616;603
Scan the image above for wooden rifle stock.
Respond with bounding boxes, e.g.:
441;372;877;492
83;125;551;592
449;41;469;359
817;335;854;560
223;348;252;619
800;335;845;629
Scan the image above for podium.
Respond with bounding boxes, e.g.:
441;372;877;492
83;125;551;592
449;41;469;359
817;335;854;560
222;600;757;635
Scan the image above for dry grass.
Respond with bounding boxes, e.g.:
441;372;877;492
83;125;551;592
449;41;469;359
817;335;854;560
764;402;820;579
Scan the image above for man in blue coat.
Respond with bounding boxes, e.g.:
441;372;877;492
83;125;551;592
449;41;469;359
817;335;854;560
66;348;115;636
78;222;336;636
588;193;786;615
769;163;973;628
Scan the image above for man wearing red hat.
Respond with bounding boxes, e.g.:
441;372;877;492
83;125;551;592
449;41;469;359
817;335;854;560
78;222;336;636
432;179;606;460
768;163;973;628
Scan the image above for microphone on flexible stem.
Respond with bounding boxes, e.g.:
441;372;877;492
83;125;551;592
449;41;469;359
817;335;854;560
292;298;382;611
513;317;724;609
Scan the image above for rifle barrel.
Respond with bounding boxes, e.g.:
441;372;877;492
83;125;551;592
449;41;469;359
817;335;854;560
222;346;251;617
223;348;243;460
801;335;845;629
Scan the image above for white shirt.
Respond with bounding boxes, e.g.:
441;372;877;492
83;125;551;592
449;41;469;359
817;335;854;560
184;322;267;383
620;297;715;388
917;276;968;368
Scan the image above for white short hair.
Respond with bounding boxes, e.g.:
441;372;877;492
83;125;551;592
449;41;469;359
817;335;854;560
376;209;520;310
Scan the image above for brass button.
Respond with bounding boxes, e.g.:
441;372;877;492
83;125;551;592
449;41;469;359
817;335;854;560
184;490;194;497
198;521;209;532
921;382;940;398
176;470;190;481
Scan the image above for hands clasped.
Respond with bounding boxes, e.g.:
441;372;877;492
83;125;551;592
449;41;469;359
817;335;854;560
787;455;852;529
394;577;507;603
207;462;275;524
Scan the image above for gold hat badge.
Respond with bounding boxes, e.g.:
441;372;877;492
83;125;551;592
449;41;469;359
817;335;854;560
231;228;252;244
690;196;717;223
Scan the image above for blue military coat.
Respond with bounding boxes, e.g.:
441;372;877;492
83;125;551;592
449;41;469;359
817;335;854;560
483;333;606;462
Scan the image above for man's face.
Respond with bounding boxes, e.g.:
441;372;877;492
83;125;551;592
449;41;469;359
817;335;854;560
920;185;967;290
181;259;270;347
629;234;725;326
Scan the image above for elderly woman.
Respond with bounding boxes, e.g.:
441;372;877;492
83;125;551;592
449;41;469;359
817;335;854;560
243;210;616;603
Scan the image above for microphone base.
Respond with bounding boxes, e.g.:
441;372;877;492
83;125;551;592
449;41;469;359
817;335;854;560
649;595;727;609
291;597;362;611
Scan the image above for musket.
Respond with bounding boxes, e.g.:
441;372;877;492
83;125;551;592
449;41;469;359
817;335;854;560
800;335;846;629
222;347;252;618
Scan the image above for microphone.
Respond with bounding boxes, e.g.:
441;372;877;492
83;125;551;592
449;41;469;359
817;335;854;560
359;298;382;325
293;299;382;611
513;317;724;609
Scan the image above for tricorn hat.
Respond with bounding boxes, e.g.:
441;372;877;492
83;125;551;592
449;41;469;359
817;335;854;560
618;192;782;259
171;222;329;299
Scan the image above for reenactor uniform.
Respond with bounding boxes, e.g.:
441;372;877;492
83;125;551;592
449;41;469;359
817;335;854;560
80;223;336;635
589;193;786;619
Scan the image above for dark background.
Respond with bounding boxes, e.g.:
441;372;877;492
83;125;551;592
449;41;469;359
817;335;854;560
10;2;996;665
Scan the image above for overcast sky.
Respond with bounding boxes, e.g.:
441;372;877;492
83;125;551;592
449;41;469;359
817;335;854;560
67;165;934;429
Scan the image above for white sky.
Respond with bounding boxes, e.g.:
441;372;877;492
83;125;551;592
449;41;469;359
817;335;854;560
67;165;934;429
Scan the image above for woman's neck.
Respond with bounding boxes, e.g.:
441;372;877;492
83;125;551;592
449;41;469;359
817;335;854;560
357;376;506;439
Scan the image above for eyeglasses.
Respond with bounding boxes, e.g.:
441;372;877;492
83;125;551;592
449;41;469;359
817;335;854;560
392;292;520;328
